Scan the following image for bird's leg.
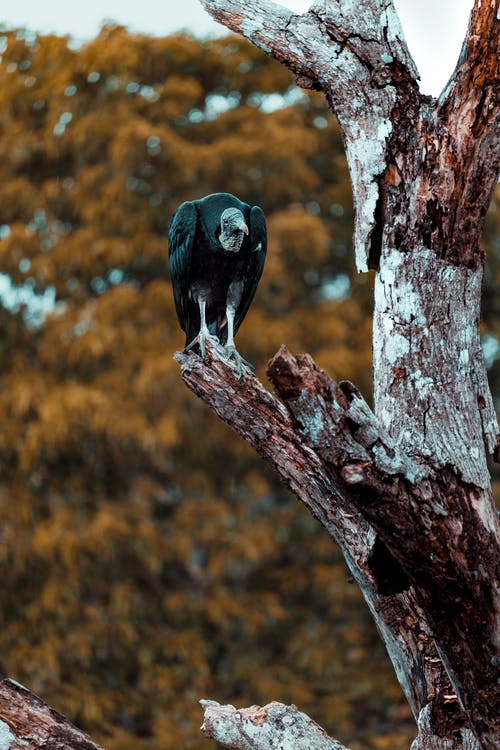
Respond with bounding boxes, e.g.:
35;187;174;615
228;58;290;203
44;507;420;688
184;297;218;360
224;305;254;377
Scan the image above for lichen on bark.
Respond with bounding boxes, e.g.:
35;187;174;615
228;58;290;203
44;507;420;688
187;1;500;748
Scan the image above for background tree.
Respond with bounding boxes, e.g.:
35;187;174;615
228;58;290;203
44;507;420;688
0;13;497;750
0;23;468;750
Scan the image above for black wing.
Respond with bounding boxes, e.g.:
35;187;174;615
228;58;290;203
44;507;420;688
168;201;198;333
234;205;267;335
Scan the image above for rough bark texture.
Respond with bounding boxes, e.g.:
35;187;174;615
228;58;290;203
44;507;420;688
185;1;500;749
177;344;497;748
0;679;105;750
200;700;351;750
267;348;499;745
175;345;457;729
0;5;497;750
373;248;496;488
410;705;478;750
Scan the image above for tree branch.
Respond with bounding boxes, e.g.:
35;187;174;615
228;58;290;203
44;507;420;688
176;344;474;738
198;0;313;78
436;0;500;262
267;347;500;746
0;679;105;750
199;0;420;271
177;345;499;747
442;0;499;108
200;700;352;750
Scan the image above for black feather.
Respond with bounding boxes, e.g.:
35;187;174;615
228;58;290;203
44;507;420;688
168;193;267;349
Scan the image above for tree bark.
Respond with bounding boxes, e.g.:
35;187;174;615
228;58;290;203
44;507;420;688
183;1;500;748
200;700;352;750
0;679;105;750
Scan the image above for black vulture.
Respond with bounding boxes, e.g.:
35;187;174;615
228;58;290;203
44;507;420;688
168;192;267;373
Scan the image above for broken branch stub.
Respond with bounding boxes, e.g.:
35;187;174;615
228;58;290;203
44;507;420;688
200;700;352;750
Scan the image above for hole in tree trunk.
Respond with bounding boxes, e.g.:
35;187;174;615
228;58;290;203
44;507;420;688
368;535;410;595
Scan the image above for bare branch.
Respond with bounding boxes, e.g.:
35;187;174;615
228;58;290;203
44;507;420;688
176;344;471;733
442;0;499;107
175;344;345;535
178;345;499;746
0;679;105;750
436;0;500;258
198;0;313;78
200;700;352;750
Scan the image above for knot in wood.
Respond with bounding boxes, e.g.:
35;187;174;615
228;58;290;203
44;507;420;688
341;464;366;484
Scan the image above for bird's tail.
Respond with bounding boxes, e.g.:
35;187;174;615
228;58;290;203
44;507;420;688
184;309;199;349
216;314;228;345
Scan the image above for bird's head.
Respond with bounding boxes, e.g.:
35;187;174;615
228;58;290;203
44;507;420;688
220;208;249;252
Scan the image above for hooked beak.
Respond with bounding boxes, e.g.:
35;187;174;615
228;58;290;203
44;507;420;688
237;220;249;235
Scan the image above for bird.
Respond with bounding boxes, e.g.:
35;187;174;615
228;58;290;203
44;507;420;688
168;192;267;375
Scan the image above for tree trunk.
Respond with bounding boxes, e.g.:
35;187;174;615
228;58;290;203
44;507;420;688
176;1;500;748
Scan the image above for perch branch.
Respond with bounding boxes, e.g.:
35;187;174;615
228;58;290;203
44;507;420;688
178;344;499;746
176;344;470;735
200;700;352;750
0;679;105;750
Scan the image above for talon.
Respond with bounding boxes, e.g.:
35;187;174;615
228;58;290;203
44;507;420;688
224;344;255;378
184;331;219;361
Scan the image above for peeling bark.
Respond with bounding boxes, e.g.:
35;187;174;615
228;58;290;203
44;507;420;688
186;1;500;749
0;679;105;750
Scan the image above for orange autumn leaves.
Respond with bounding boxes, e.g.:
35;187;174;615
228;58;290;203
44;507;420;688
0;24;497;750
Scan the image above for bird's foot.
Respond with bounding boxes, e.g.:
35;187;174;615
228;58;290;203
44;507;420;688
184;330;219;360
224;344;255;378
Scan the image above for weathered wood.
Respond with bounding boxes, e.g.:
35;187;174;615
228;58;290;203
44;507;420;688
200;0;419;272
176;344;481;745
0;679;105;750
190;0;500;748
410;706;478;750
200;700;352;750
438;0;500;263
267;347;499;747
373;248;497;488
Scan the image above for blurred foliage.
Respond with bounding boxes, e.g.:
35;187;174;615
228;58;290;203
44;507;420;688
0;25;497;750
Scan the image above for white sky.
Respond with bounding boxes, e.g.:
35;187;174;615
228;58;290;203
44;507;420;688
0;0;474;96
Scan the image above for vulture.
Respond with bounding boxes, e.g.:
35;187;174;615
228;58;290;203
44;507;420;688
168;192;267;373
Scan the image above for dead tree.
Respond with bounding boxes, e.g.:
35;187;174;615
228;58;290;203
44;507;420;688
0;4;496;750
176;1;499;749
